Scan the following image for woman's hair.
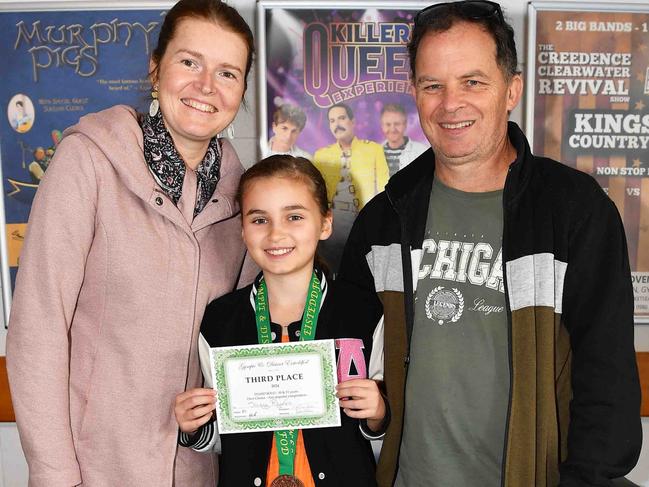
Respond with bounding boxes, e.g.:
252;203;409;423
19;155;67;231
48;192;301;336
237;155;332;276
151;0;255;92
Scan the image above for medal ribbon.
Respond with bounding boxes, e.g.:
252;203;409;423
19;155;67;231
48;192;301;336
255;272;323;477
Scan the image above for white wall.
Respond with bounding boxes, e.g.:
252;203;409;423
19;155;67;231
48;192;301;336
2;0;649;485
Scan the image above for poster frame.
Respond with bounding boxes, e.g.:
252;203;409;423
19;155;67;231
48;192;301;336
526;1;649;323
0;0;173;326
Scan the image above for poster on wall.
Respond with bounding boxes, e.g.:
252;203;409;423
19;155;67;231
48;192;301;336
257;1;429;272
0;2;171;325
527;2;649;322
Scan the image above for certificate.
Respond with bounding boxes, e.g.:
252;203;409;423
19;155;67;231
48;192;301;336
210;339;341;434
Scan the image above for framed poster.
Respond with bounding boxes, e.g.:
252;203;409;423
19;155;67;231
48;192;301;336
0;1;172;325
527;2;649;322
257;1;429;273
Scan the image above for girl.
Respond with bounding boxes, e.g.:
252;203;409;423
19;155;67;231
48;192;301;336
175;155;387;486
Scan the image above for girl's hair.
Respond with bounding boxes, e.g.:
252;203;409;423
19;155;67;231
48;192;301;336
151;0;255;93
237;154;332;276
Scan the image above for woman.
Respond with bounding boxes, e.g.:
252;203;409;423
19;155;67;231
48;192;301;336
6;1;254;485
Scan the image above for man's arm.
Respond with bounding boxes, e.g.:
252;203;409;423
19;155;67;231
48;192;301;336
6;135;99;487
559;185;641;486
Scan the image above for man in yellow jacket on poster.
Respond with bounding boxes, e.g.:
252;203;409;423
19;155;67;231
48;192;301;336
314;102;388;271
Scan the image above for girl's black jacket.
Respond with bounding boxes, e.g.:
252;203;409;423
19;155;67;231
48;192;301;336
190;271;381;487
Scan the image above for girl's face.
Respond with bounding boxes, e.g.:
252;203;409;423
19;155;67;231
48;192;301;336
241;176;332;281
150;18;247;161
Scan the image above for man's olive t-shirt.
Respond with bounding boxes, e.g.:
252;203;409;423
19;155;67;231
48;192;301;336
395;178;509;487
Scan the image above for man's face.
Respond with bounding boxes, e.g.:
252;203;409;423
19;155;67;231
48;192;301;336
381;111;407;147
411;22;521;167
272;120;301;151
328;107;354;144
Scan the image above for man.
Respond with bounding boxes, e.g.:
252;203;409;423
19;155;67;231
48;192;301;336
380;103;428;176
264;103;312;159
340;1;641;486
314;102;388;270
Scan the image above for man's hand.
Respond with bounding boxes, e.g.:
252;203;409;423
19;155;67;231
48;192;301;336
336;379;386;432
174;388;216;434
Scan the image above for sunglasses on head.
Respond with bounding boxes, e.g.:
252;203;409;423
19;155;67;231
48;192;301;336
414;0;505;26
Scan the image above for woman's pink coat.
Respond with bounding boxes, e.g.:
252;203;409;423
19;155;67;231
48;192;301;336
7;105;251;486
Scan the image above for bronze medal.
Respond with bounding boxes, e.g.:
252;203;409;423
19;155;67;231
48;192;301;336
257;275;321;487
269;474;305;487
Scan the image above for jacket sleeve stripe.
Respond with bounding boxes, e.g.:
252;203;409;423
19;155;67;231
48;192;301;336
178;419;220;452
367;244;403;293
366;244;423;295
505;253;567;313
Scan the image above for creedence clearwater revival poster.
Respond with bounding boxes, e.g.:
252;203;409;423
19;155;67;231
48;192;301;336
527;3;649;322
0;3;170;321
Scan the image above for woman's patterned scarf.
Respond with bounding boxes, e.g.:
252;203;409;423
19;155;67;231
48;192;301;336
140;110;221;217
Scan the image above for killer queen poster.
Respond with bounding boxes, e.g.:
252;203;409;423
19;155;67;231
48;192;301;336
257;1;429;271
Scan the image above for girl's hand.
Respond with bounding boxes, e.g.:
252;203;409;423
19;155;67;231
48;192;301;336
336;379;386;431
174;388;216;434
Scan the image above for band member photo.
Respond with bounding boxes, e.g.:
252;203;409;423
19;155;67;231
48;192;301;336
313;102;388;271
265;103;312;159
380;103;428;177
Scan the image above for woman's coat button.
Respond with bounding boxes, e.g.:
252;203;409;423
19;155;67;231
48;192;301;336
318;472;325;479
253;477;262;486
155;196;163;206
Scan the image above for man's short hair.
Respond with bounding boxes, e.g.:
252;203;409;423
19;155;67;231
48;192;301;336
273;104;307;131
328;103;354;120
381;103;407;117
408;1;519;81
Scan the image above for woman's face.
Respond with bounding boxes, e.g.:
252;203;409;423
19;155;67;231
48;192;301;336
151;17;248;158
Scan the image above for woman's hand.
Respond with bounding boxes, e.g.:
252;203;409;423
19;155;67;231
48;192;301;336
174;388;216;434
336;379;386;432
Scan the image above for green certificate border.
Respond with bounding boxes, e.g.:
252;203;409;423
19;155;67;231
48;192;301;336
211;339;340;434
